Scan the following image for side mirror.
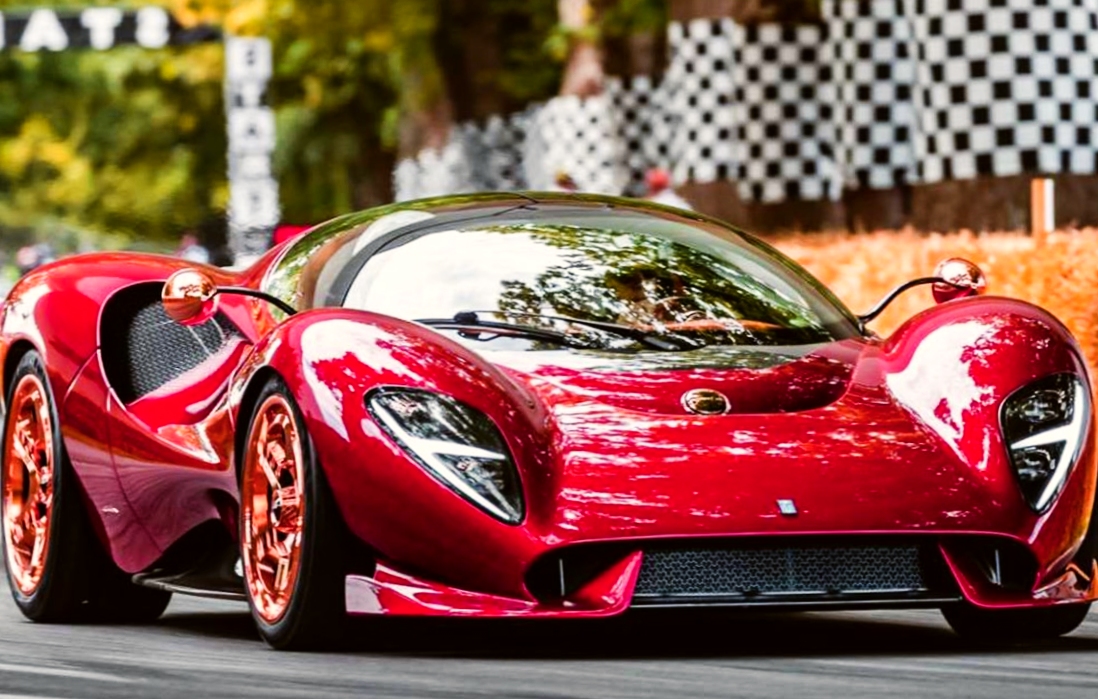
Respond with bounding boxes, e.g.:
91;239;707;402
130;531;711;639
162;268;298;325
858;257;987;327
162;268;218;325
931;257;987;304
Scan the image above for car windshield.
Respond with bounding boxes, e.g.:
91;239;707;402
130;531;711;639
310;206;860;351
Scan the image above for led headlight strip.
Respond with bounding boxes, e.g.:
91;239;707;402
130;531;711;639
1002;373;1090;513
367;388;524;524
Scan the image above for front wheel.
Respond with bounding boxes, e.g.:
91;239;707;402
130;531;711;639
942;602;1091;642
1;349;170;622
240;377;350;650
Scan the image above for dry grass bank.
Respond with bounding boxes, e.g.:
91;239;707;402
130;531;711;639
774;229;1098;369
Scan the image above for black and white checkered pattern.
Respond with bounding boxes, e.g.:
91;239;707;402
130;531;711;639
395;1;1098;206
393;111;530;201
824;0;919;189
392;138;476;201
732;23;842;202
661;18;738;186
483;111;531;191
908;0;1098;182
606;75;659;196
525;93;628;194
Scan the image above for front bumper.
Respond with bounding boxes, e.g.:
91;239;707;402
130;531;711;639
344;534;1098;618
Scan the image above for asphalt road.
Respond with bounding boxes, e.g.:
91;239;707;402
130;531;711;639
2;593;1098;699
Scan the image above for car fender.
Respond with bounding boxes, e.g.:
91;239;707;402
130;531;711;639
880;295;1097;581
229;309;555;596
0;253;241;402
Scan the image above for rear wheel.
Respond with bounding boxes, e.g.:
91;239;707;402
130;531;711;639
942;602;1091;642
1;349;170;622
240;377;349;649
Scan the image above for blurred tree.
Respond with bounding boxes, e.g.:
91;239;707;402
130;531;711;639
668;0;818;23
0;0;674;255
0;0;228;252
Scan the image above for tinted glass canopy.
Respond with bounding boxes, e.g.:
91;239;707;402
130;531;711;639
265;195;860;351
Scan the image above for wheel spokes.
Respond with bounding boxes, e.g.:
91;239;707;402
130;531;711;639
241;394;307;624
2;375;55;595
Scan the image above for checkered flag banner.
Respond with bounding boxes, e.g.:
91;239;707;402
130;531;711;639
392;109;532;201
394;89;639;200
606;75;661;195
525;93;629;194
907;0;1098;183
659;19;739;187
395;0;1098;205
824;0;919;189
732;22;843;202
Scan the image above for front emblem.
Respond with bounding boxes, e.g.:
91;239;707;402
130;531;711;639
681;389;730;415
777;499;798;516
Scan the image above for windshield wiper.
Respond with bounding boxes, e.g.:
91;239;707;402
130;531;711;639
430;311;698;351
415;313;598;350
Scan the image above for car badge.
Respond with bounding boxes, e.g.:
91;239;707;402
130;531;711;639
777;499;798;516
681;388;730;415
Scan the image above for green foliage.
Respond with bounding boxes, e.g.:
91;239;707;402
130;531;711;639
0;1;227;253
546;0;667;62
482;0;561;107
0;1;661;257
599;0;668;38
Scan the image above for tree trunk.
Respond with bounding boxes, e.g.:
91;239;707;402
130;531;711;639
436;1;513;121
670;0;819;24
668;0;840;233
558;0;604;97
396;38;454;159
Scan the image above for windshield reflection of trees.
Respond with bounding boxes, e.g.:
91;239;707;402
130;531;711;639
492;225;830;350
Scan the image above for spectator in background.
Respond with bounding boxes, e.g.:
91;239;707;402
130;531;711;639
644;168;692;210
14;243;55;277
176;233;210;264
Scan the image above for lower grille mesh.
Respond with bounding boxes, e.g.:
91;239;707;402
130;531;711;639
633;544;927;601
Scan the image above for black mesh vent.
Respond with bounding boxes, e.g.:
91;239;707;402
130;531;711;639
634;544;927;601
102;283;244;403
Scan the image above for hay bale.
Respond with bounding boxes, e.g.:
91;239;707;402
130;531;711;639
775;229;1098;368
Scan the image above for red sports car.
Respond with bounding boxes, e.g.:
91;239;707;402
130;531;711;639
2;193;1095;649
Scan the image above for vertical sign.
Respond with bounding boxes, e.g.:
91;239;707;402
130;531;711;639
225;36;278;265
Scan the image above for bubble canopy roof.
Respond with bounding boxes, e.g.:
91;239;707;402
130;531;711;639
265;195;862;350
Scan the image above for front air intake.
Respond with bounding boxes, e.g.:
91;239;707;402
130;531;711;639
631;540;951;606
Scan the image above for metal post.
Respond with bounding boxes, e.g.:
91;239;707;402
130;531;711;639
1030;178;1054;239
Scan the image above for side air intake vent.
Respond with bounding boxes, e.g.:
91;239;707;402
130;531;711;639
102;283;243;403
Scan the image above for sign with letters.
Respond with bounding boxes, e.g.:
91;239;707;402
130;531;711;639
0;7;208;52
224;36;279;262
2;8;271;265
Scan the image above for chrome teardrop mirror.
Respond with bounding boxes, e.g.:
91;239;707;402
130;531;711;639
932;258;987;304
162;268;218;325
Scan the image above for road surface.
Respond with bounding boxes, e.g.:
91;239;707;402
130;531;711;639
1;595;1097;698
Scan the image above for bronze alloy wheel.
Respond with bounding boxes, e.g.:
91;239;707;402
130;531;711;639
241;393;306;624
2;374;56;596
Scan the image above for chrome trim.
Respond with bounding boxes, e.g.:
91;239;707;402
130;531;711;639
681;388;730;415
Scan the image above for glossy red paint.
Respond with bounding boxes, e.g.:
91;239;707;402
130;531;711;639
0;195;1095;622
344;554;643;617
225;297;1096;611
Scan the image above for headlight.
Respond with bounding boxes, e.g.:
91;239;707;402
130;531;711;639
1001;373;1090;512
367;388;524;524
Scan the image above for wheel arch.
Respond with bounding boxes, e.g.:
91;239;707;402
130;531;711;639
3;338;38;404
233;365;284;481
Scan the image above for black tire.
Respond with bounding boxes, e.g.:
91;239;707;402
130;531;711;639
942;602;1091;642
0;349;170;623
240;376;353;650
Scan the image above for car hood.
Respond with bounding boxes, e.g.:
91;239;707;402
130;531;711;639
486;340;1015;543
490;340;860;415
